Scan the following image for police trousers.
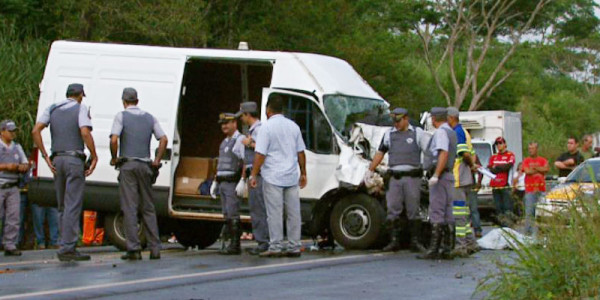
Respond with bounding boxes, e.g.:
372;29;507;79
53;156;85;254
248;175;269;245
0;186;20;250
118;161;161;253
218;181;240;220
428;172;455;225
386;176;421;221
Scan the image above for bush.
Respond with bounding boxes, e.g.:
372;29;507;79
477;188;600;299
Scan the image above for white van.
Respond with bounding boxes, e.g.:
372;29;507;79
30;41;394;250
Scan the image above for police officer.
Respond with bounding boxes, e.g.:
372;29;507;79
215;112;245;255
0;120;29;256
110;88;167;260
32;83;98;261
417;107;457;260
236;102;269;255
367;108;428;252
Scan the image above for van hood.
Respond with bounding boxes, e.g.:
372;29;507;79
335;123;391;188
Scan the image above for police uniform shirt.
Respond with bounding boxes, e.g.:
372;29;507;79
378;125;430;171
226;130;245;160
429;123;453;157
110;106;166;142
37;98;93;130
245;120;262;168
0;139;27;185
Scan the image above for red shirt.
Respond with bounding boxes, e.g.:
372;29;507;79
488;151;515;187
522;156;548;192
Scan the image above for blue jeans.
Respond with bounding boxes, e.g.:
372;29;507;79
31;203;59;246
524;192;542;235
465;187;482;233
493;188;513;215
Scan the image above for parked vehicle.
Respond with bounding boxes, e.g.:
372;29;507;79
536;158;600;220
29;41;395;250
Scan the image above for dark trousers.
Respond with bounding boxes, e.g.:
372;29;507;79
493;188;513;215
218;181;240;220
428;173;455;225
248;175;269;244
119;161;161;253
53;156;85;254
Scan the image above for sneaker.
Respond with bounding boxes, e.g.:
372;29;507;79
57;251;91;262
149;252;161;260
246;243;269;255
259;250;284;258
4;249;22;256
475;231;483;238
37;244;46;250
121;251;142;261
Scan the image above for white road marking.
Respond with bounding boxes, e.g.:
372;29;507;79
0;253;388;299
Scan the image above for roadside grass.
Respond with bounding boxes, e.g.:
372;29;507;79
0;28;49;152
477;188;600;299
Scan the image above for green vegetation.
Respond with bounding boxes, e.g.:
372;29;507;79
0;0;599;162
478;191;600;299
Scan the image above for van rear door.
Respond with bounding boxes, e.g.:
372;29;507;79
260;88;339;200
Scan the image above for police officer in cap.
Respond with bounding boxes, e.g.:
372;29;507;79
110;88;168;260
0;120;29;256
366;108;429;252
32;83;98;261
214;112;245;255
417;107;457;260
236;102;269;255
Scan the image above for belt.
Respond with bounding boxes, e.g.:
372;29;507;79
388;168;423;179
0;182;18;189
216;173;241;183
115;158;161;184
51;151;86;162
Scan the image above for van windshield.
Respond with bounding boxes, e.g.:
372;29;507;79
323;94;391;139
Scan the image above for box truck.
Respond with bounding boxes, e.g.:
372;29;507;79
30;41;397;250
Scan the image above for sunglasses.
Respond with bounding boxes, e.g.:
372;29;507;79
496;141;505;145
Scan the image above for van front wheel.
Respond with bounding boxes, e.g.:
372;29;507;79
104;212;147;251
330;194;386;249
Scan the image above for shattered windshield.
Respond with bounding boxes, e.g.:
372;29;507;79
566;160;600;182
323;94;391;139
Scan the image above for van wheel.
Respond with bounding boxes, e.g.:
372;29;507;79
104;212;146;251
330;193;386;250
175;220;222;249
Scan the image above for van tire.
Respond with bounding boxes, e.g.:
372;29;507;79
330;193;386;249
104;212;147;251
175;220;222;249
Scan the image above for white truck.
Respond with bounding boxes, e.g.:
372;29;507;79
29;41;396;250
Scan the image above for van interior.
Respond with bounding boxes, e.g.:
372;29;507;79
173;58;273;199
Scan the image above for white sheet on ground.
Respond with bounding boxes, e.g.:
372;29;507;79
477;227;535;250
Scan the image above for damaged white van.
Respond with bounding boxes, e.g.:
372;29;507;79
30;41;396;250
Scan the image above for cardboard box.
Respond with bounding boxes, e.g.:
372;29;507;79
175;157;214;195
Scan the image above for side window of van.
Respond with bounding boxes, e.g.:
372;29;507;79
279;94;334;154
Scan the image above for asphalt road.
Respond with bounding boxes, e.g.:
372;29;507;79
0;237;506;300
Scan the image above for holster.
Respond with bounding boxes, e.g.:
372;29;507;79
387;168;423;179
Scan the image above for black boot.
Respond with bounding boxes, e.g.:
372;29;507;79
440;224;455;260
220;220;232;252
382;219;402;252
416;223;442;260
409;220;426;253
121;251;142;260
221;219;241;255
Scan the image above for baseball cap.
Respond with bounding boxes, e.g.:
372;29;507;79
495;136;506;145
0;120;17;131
447;107;459;117
218;113;236;124
122;87;138;101
66;83;85;97
235;102;258;118
430;107;447;117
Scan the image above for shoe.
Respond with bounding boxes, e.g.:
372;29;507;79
246;243;269;255
57;251;91;261
416;224;442;260
285;251;301;258
382;219;402;252
440;224;455;260
259;250;284;258
220;219;241;255
121;251;142;260
4;249;22;256
37;244;46;250
475;231;483;238
149;252;161;260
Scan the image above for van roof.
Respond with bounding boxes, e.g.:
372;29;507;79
50;41;384;101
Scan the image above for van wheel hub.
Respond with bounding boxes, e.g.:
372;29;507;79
340;205;370;239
